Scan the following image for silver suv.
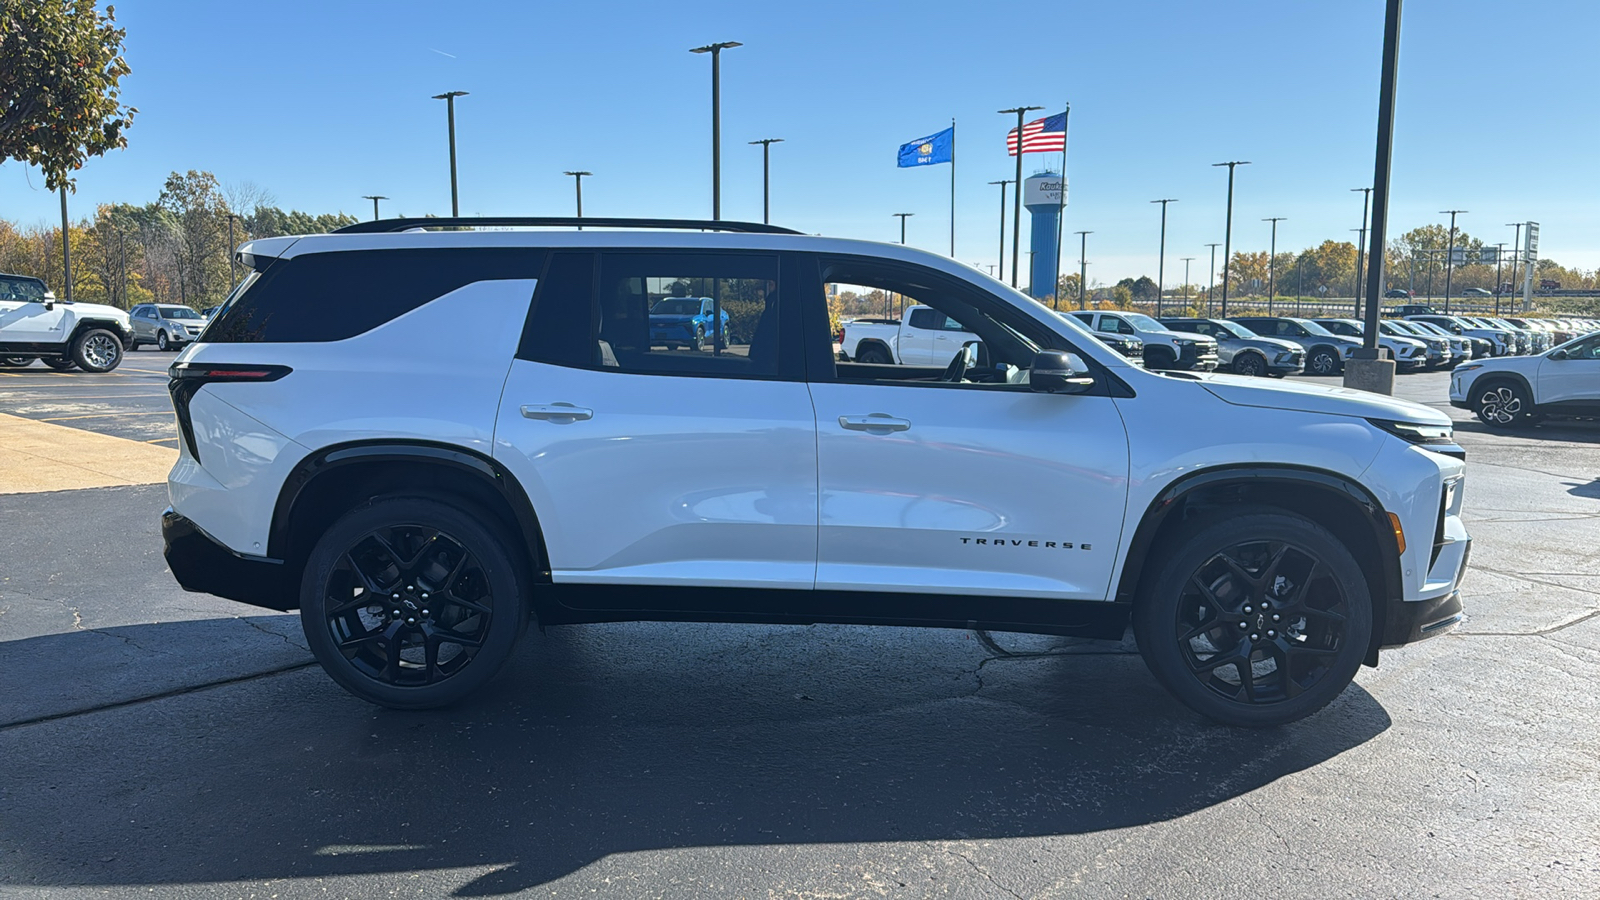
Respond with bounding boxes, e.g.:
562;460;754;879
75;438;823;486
131;303;207;351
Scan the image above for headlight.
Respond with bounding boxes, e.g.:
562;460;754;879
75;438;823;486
1368;418;1456;446
1173;338;1195;346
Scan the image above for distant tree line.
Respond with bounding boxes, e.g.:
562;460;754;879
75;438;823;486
0;170;357;309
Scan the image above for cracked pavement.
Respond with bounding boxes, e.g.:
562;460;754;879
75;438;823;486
0;370;1597;898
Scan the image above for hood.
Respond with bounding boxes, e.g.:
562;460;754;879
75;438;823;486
1238;335;1301;353
65;301;131;324
1147;328;1216;344
1199;373;1451;426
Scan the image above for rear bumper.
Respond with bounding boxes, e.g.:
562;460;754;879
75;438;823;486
162;508;297;611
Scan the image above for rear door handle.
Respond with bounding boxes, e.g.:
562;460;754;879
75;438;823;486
521;403;593;422
839;413;911;433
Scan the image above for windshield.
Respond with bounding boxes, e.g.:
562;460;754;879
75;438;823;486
1296;319;1336;337
1124;313;1167;332
1205;319;1257;338
651;299;704;315
161;307;202;319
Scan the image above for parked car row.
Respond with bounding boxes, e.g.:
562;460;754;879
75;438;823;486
1404;314;1597;358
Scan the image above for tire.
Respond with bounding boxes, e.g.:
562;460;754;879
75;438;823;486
855;344;893;365
1133;508;1373;727
1144;346;1176;370
692;326;705;352
1232;352;1267;377
0;356;34;367
299;496;527;709
156;330;170;351
1474;379;1537;429
42;357;76;371
72;328;124;373
1307;347;1341;376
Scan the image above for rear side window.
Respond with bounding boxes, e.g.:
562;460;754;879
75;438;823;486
206;248;545;343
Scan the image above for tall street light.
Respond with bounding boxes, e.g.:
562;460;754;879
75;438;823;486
563;171;591;227
1506;222;1524;310
690;41;742;220
1263;217;1285;314
894;213;914;245
361;195;388;221
432;91;469;216
748;138;783;224
1205;242;1221;316
999;105;1043;288
1212;161;1251;316
1492;242;1508;315
1440;209;1467;313
1347;0;1404;394
226;213;239;286
988;180;1013;283
1180;257;1195;304
1151;198;1177;315
1074;230;1092;308
1351;187;1373;316
58;187;72;302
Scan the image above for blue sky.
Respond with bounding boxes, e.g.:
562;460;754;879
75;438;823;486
3;0;1597;284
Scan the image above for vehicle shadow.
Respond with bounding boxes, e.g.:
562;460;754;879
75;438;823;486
0;620;1392;895
1450;416;1600;445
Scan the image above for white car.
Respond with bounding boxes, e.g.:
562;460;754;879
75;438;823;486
1068;310;1219;371
162;217;1469;727
1450;331;1600;427
0;271;133;372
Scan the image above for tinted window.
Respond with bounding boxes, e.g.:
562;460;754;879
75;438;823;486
519;252;596;367
597;253;782;377
206;248;544;343
0;276;47;302
907;307;943;330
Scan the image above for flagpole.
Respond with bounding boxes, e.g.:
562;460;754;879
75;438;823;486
1052;103;1070;309
949;118;956;257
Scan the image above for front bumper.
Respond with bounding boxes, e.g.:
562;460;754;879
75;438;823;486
162;509;297;610
1382;588;1465;648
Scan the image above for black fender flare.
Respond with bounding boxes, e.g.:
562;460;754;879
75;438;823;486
1113;464;1403;664
268;439;551;585
71;317;131;346
852;338;893;361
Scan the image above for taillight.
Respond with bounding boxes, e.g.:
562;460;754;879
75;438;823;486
167;362;292;462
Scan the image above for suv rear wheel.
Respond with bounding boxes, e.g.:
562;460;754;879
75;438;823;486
300;496;527;709
1133;509;1372;727
72;328;124;373
0;356;33;367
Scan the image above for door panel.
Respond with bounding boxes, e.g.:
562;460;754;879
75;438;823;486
0;301;68;343
1538;344;1600;405
495;364;818;589
810;382;1130;600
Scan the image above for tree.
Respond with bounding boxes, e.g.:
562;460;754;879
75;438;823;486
0;0;136;189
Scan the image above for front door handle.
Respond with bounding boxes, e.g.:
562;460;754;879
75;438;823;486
521;403;594;422
839;413;911;433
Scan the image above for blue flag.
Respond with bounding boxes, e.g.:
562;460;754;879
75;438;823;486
897;127;954;167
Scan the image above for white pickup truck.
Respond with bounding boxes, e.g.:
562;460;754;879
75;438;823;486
845;306;1146;366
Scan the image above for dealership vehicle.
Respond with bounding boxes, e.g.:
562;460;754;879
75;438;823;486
648;295;730;351
1230;316;1360;376
1312;318;1429;371
1464;316;1533;355
1403;318;1488;360
1382;318;1462;368
130;303;209;351
1384;290;1416;301
162;217;1469;728
1067;310;1218;371
843;305;978;366
1389;303;1436;316
1451;331;1600;427
0;272;132;372
1158;316;1303;377
1408;315;1512;357
1461;288;1494;299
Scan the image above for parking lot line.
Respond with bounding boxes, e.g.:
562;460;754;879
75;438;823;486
39;410;176;422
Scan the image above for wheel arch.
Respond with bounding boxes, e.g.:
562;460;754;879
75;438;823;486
852;337;893;360
268;440;552;615
1113;464;1402;667
1232;348;1268;370
1468;370;1534;405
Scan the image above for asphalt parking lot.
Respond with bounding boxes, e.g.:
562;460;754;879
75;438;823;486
1;367;1597;898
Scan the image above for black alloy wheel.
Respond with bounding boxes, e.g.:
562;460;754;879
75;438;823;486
1232;352;1267;377
1307;347;1340;376
1134;510;1371;727
300;497;525;709
856;344;892;365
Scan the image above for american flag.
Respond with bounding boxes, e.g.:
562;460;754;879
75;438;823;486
1006;111;1068;156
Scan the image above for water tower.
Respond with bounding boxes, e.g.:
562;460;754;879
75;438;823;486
1023;171;1067;300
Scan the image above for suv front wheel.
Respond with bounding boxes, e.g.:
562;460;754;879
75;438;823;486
72;328;124;373
1134;509;1372;727
300;496;527;709
1307;347;1341;376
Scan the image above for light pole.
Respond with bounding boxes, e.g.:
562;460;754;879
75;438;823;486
1440;209;1467;313
1347;0;1404;394
1212;161;1251;316
1151;198;1177;316
748;138;782;224
988;180;1012;283
431;91;469;216
563;171;591;227
1493;242;1508;315
361;195;388;221
58;186;72;302
1205;242;1221;316
1263;217;1285;314
1074;230;1092;308
894;213;914;245
226;213;239;286
690;41;742;220
999;105;1043;287
1506;222;1524;310
1180;257;1195;305
1351;187;1373;317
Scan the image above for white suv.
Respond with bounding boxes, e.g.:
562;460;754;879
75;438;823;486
1450;331;1600;427
162;218;1470;727
0;272;133;372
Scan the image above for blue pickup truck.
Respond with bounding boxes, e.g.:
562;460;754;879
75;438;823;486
649;297;728;351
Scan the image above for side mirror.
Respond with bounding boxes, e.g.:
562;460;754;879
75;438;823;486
1549;349;1568;361
1029;350;1095;395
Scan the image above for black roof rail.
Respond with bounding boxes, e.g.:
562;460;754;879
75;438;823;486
332;216;802;235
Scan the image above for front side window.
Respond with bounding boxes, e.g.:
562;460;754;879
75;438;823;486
0;277;47;302
1097;317;1133;335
